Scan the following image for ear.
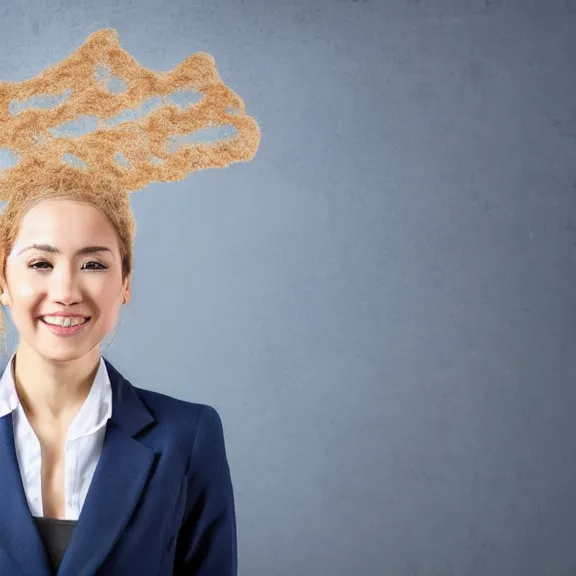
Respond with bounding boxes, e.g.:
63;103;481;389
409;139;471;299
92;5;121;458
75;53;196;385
122;282;130;305
0;275;9;307
0;290;10;307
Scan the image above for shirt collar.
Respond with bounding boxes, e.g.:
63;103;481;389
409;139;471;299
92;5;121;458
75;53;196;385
0;355;18;418
0;354;112;439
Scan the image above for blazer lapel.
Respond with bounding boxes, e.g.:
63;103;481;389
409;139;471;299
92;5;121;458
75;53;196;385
0;413;52;576
58;360;156;576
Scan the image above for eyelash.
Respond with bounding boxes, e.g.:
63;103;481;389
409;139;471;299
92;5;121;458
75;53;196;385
29;260;108;271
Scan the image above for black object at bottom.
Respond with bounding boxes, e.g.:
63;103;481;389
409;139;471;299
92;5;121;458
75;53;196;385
33;516;77;573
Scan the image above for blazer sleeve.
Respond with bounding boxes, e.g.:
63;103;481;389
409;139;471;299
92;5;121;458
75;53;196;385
173;405;238;576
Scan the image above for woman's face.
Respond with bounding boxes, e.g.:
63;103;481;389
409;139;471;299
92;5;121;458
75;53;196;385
0;199;129;363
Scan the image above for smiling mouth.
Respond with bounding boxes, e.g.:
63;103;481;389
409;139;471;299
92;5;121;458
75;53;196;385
39;316;91;327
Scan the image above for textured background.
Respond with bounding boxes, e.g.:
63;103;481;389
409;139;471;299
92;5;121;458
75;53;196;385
1;0;576;574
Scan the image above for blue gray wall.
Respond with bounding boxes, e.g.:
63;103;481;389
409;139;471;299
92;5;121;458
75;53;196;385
1;0;576;574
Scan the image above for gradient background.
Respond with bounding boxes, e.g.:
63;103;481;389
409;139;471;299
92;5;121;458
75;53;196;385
1;0;576;574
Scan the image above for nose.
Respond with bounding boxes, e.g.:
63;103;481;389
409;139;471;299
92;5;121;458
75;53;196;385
49;264;83;307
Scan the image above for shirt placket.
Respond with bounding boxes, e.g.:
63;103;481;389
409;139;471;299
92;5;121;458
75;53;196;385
17;407;43;517
65;434;80;520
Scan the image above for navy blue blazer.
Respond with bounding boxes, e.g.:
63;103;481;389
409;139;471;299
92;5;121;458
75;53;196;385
0;359;237;575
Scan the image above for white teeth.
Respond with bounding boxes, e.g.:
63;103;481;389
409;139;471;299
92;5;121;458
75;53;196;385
42;316;87;327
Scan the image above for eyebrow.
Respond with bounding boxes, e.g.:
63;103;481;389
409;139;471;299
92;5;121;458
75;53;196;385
16;244;113;256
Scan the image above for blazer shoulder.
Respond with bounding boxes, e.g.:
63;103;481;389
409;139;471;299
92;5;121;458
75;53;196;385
134;385;208;418
131;385;225;443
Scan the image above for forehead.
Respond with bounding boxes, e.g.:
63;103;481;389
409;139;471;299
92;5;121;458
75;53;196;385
14;200;118;251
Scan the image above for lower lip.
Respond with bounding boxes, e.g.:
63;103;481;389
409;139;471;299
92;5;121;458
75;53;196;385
40;318;90;336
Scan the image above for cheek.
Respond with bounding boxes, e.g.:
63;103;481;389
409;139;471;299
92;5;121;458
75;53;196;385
90;280;124;315
13;281;41;301
5;261;42;296
5;274;44;311
7;292;44;331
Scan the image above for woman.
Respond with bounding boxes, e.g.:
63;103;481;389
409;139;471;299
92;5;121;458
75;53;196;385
0;174;237;575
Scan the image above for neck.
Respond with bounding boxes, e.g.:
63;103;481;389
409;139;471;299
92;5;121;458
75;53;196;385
12;342;101;424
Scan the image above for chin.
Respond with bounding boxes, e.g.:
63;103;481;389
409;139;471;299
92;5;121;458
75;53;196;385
41;350;93;364
35;348;95;365
27;337;103;365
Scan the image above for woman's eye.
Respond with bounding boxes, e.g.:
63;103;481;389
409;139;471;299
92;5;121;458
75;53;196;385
83;261;107;270
29;261;52;269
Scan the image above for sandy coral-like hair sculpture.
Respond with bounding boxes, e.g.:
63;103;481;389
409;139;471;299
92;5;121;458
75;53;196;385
0;28;260;349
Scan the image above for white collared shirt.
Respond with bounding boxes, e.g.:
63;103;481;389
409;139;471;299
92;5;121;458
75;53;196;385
0;355;112;520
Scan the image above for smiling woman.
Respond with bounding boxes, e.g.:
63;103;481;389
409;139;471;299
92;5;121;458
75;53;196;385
0;27;260;576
